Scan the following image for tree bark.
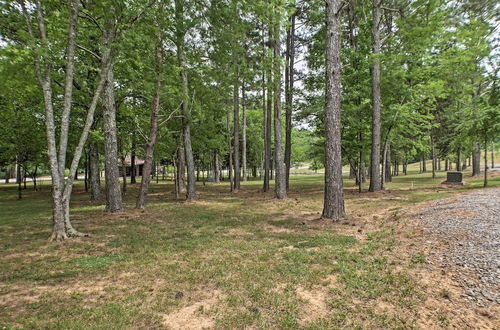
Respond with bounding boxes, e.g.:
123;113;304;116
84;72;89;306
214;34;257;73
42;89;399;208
385;142;392;182
22;0;105;240
491;143;495;168
484;138;488;187
89;142;102;201
242;82;247;182
272;19;286;200
213;150;220;184
130;133;137;184
17;163;22;200
136;32;162;209
369;0;382;192
175;0;196;201
263;69;271;192
177;141;187;194
472;142;481;176
431;138;436;179
226;104;234;192
322;0;345;220
284;11;295;190
102;20;123;213
422;153;427;172
233;76;241;190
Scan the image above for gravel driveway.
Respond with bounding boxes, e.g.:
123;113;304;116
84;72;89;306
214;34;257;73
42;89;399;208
418;188;500;306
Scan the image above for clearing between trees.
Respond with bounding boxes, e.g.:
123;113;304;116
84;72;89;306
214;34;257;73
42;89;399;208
1;168;499;329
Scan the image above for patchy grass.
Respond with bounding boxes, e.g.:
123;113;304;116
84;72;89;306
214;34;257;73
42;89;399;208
0;167;499;329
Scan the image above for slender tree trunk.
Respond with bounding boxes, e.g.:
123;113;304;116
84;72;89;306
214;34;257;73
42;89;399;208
349;164;356;179
422;153;427;172
22;0;105;240
457;148;461;172
17;164;22;200
233;75;241;191
23;167;27;189
381;142;387;190
484;139;488;187
84;150;88;192
226;105;234;192
432;138;436;179
121;156;127;193
242;82;247;182
358;133;363;193
131;133;137;184
322;0;345;220
265;72;273;192
213;150;220;184
136;34;162;209
177;142;187;194
89;142;102;201
369;0;382;192
272;20;286;200
102;20;123;212
175;0;196;201
5;167;10;184
284;12;295;190
263;70;271;192
385;142;392;182
491;143;495;168
472;142;481;176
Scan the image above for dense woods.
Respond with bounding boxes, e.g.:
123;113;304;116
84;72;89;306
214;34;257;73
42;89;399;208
0;0;498;239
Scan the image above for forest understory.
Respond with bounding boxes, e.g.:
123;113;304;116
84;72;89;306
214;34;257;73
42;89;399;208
1;167;499;329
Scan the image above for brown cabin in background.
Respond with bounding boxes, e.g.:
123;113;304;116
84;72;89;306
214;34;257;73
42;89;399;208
120;155;145;177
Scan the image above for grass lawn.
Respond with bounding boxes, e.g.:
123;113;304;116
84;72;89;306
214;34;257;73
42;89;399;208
0;163;499;329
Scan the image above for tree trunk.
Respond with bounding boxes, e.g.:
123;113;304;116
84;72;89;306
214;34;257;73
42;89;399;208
242;82;247;182
176;0;196;201
102;20;123;212
422;153;427;172
484;138;488;187
272;20;286;200
358;133;363;193
5;167;10;184
431;138;436;179
121;156;127;193
17;164;22;200
385;142;392;182
262;71;272;192
322;0;345;220
264;67;272;192
23;167;27;189
131;133;137;184
136;34;162;209
84;151;88;192
284;12;295;191
381;142;387;190
471;143;481;175
89;142;102;201
349;164;356;179
226;104;234;192
213;150;220;184
22;0;103;240
369;0;382;192
233;76;241;191
177;142;187;194
456;148;461;172
491;143;495;168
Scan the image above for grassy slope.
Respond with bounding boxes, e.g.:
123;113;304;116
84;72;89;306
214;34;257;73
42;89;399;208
0;163;499;329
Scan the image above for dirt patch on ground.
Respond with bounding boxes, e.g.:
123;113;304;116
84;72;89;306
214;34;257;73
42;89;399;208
296;275;339;325
162;290;224;330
